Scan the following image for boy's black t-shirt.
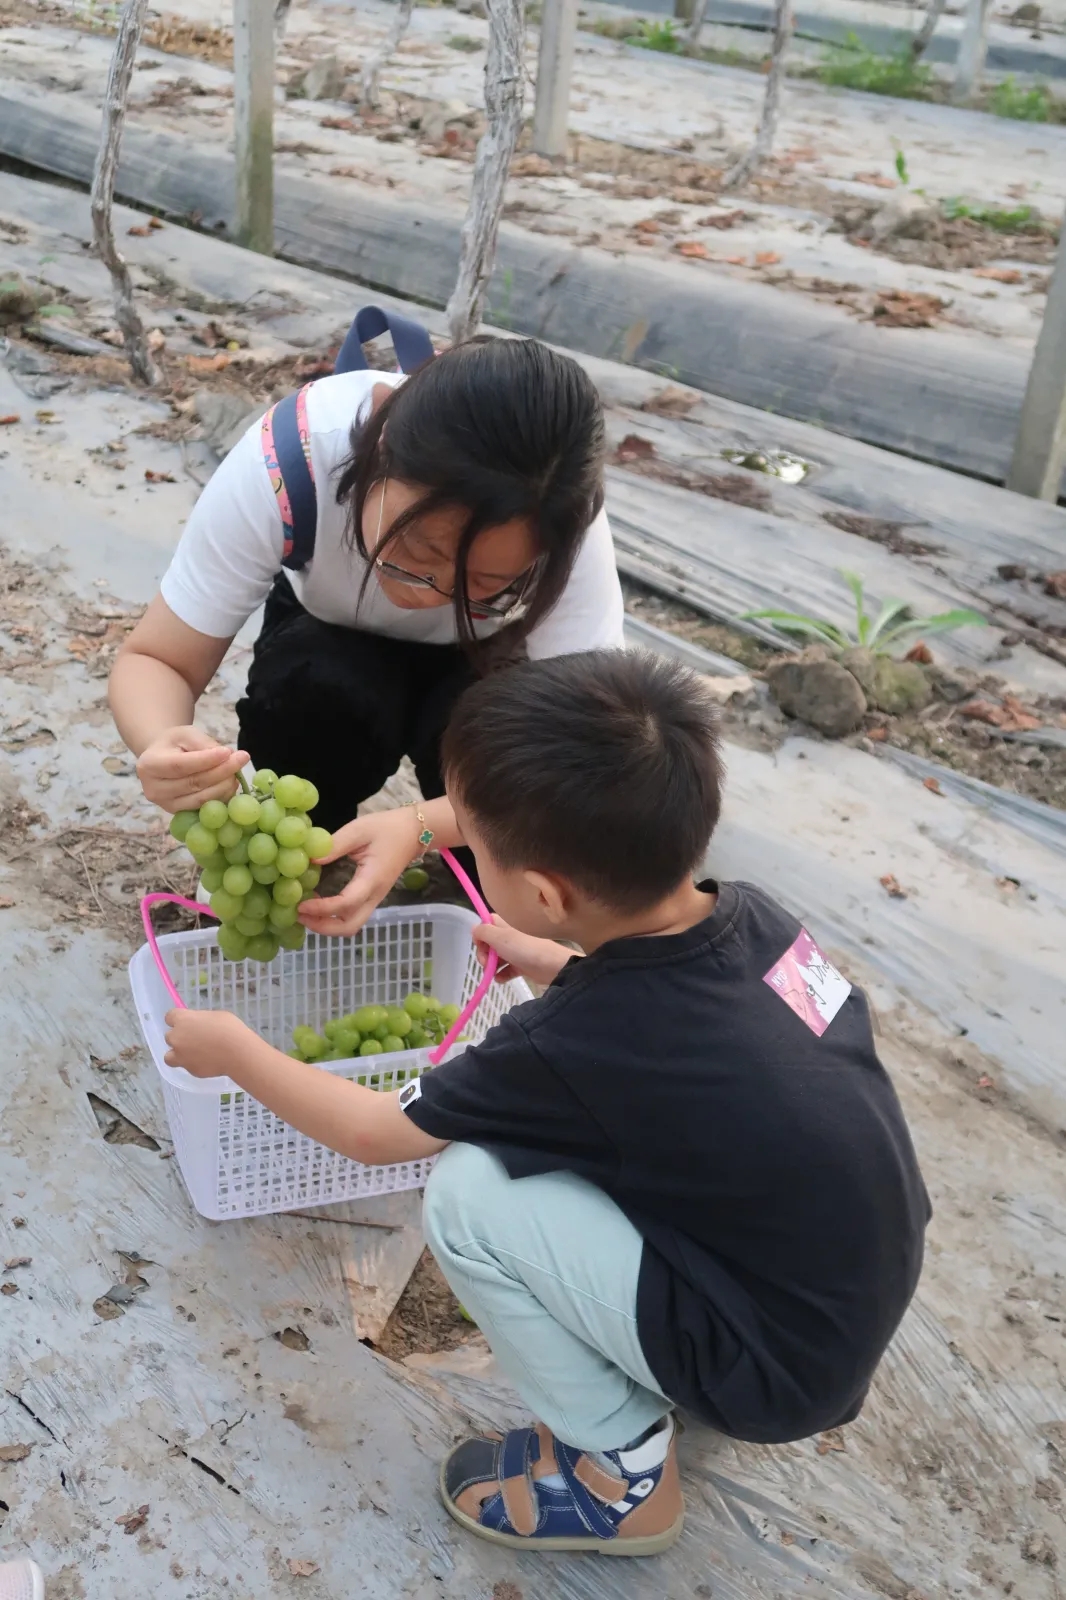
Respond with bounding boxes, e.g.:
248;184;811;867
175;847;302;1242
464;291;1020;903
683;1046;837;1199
404;882;930;1444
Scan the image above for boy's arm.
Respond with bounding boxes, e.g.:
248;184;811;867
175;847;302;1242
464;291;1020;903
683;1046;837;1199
164;1010;446;1165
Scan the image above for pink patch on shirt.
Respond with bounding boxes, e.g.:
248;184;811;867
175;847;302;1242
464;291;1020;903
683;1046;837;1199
763;930;852;1037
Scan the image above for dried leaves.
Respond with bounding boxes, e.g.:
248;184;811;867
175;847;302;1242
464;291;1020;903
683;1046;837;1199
959;696;1041;733
870;290;946;329
641;386;701;419
879;874;907;899
614;433;656;463
186;352;230;374
115;1504;150;1535
696;209;748;229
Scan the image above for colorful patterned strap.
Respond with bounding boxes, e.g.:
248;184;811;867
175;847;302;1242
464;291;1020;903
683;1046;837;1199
261;305;435;574
262;385;314;569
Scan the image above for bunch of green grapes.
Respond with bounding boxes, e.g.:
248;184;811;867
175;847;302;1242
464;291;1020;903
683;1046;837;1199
168;769;333;965
288;991;463;1063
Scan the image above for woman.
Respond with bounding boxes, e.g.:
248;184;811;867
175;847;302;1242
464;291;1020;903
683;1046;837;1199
109;336;624;936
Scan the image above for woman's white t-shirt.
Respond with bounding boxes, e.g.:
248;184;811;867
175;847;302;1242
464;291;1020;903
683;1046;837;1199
161;369;625;659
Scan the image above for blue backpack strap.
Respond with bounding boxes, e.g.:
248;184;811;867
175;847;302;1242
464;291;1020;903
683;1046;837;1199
334;304;435;376
262;306;434;573
262;384;318;573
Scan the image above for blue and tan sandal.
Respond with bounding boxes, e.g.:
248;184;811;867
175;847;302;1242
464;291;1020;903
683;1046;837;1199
439;1416;684;1555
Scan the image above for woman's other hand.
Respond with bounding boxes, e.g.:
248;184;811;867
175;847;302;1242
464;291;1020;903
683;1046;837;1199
137;726;249;814
298;807;420;938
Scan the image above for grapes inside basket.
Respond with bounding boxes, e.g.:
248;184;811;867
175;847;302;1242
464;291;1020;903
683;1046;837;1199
289;993;463;1064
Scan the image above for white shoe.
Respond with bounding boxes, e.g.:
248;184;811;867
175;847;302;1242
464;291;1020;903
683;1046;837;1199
0;1560;45;1600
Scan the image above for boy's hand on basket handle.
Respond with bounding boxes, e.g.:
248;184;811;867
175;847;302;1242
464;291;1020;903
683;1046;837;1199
164;1008;253;1078
473;916;577;988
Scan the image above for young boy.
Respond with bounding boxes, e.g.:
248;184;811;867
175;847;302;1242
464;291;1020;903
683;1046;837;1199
165;650;930;1558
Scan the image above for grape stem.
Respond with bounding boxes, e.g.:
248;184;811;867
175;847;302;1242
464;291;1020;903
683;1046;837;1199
237;767;252;796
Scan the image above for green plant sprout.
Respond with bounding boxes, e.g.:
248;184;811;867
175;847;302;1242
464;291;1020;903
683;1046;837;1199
941;197;1040;232
742;570;986;654
818;36;934;99
894;148;909;185
990;77;1052;122
634;18;682;53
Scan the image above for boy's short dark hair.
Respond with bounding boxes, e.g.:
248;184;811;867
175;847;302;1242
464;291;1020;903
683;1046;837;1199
441;649;723;912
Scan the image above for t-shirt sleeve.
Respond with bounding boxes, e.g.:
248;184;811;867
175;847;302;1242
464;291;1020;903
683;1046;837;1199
525;505;625;661
160;419;285;639
403;1014;607;1174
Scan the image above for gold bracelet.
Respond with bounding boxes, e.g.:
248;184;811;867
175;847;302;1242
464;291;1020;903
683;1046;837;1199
413;804;434;857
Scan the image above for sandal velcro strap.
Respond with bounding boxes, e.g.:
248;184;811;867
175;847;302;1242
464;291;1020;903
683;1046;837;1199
498;1427;538;1537
554;1440;619;1538
572;1453;628;1504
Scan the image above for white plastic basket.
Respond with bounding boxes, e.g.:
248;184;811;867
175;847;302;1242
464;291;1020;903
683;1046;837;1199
128;903;531;1221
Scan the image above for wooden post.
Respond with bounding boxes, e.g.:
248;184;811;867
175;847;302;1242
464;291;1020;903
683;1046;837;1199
234;0;274;254
362;0;415;110
953;0;989;101
686;0;709;54
721;0;792;191
1007;215;1066;501
90;0;161;386
446;0;524;344
533;0;578;161
910;0;946;60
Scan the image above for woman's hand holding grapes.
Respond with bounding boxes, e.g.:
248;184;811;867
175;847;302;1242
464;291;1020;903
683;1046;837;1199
137;725;250;814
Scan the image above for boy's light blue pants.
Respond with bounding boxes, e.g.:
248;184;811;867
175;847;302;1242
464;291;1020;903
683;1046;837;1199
422;1141;672;1451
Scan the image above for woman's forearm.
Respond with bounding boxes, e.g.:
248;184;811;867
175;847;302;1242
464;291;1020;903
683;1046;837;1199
109;651;198;756
419;795;466;852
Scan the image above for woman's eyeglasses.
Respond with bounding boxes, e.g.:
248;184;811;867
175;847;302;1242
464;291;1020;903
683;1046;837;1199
371;479;538;621
373;556;537;620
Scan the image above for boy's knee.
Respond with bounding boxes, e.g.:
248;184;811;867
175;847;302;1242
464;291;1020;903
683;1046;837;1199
423;1142;507;1256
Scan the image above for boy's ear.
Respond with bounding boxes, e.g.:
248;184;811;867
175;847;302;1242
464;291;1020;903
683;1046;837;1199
523;870;571;926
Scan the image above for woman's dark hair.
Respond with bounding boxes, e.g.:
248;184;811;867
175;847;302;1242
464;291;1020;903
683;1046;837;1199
442;649;724;912
335;337;605;653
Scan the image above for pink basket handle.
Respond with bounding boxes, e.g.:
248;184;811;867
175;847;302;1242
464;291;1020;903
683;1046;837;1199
141;892;218;1011
431;847;498;1064
138;852;496;1059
